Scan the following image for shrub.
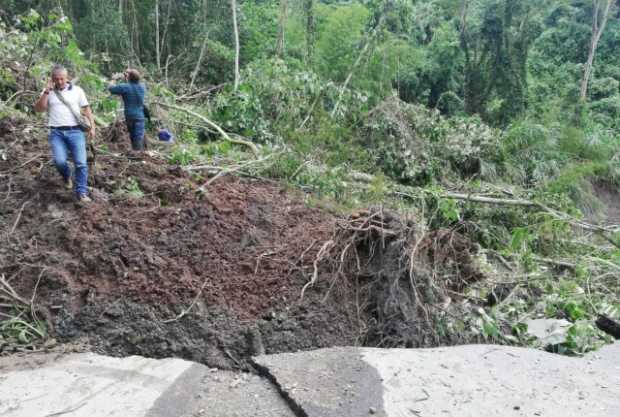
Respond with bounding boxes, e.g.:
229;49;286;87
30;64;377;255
362;96;500;184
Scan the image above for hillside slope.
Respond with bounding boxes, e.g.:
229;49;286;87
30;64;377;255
0;118;361;366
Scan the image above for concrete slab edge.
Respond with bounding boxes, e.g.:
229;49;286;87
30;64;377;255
250;357;308;417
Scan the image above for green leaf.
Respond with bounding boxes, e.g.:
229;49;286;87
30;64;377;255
512;322;528;336
563;301;586;321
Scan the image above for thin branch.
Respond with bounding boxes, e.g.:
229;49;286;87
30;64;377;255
154;101;258;155
163;276;210;323
331;14;385;117
9;200;29;235
231;0;240;91
441;192;538;207
398;189;620;249
204;154;274;186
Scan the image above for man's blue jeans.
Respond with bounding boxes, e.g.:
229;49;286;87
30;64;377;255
126;118;145;150
48;128;89;196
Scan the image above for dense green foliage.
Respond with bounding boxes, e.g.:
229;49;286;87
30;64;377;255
1;1;618;131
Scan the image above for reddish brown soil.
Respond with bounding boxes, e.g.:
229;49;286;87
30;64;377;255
0;117;487;367
70;171;334;319
0;118;357;367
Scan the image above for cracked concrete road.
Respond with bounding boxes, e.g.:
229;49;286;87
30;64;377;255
0;353;294;417
254;343;620;417
1;343;618;417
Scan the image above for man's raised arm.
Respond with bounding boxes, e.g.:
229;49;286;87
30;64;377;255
34;79;53;112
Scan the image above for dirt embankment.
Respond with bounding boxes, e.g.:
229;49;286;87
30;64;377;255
1;118;486;368
1;118;361;367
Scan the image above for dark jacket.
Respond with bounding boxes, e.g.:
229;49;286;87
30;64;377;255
109;81;146;121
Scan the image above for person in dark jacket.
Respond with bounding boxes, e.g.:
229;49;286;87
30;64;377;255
108;69;146;151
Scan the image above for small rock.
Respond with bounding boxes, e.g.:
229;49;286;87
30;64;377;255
369;407;377;414
525;319;572;345
43;338;57;348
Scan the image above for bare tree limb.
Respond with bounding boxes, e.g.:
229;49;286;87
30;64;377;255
331;14;385;117
396;189;620;249
163;276;210;323
276;0;288;57
231;0;240;91
154;101;259;155
580;0;615;100
204;154;274;185
189;34;209;92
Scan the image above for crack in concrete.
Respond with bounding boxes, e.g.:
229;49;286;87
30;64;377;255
251;358;310;417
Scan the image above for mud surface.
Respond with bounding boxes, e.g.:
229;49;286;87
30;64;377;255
592;180;620;225
0;118;357;367
1;117;491;368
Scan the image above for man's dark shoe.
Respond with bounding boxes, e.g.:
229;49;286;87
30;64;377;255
127;150;144;160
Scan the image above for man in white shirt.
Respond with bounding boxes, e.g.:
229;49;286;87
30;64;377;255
34;64;96;203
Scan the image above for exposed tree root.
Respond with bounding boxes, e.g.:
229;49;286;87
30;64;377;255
305;208;485;347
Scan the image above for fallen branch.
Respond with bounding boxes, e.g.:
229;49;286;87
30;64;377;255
155;101;258;156
441;192;538;207
204;154;274;186
9;200;29;235
163;276;210;323
399;189;620;250
183;164;222;174
331;14;385;117
4;153;43;174
4;90;38;106
532;256;576;270
0;273;29;306
178;83;227;102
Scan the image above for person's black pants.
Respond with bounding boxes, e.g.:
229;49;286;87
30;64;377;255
126;118;145;150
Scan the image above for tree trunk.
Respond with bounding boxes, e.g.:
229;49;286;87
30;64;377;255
276;0;288;58
580;0;614;101
155;0;161;72
304;0;316;63
160;0;173;61
189;0;208;92
331;14;385;117
129;0;141;64
231;0;240;91
190;36;209;91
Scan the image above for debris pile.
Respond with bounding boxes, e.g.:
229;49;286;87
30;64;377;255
1;117;486;365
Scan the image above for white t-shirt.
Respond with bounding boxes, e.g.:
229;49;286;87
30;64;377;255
47;83;89;127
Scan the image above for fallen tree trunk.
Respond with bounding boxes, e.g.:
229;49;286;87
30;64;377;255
154;101;259;156
441;192;538;207
395;188;620;250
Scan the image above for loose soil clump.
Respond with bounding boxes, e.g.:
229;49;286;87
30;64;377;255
1;117;486;368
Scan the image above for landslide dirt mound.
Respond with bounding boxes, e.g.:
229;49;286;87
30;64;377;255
1;117;487;367
0;118;357;367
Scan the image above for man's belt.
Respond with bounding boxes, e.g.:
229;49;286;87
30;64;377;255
50;126;80;131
